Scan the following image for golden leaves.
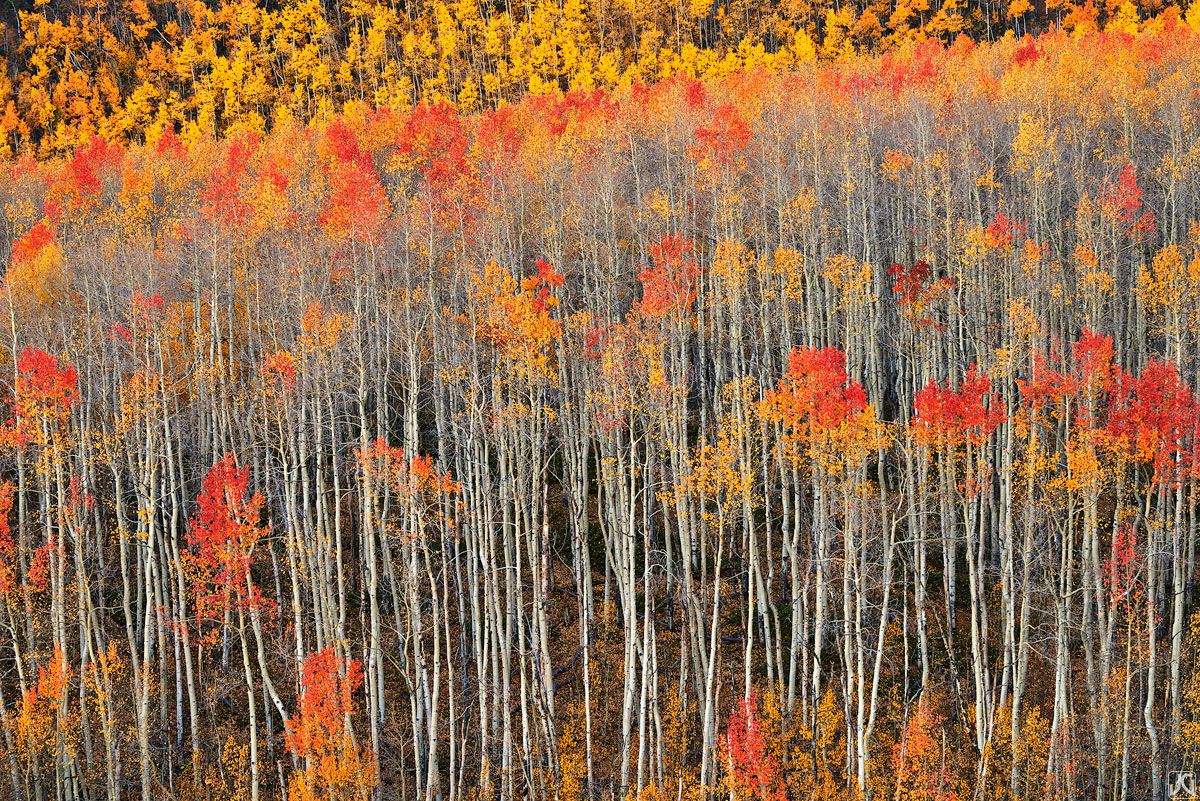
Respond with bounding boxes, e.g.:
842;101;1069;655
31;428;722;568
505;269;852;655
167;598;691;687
1012;113;1059;186
469;260;563;382
5;220;67;307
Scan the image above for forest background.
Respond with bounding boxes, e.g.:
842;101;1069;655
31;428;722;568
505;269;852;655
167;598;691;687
2;3;1200;801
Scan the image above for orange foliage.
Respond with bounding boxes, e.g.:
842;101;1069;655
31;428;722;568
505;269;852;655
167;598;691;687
285;648;376;801
892;701;962;801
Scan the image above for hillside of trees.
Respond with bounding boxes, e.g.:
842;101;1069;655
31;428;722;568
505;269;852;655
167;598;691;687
1;22;1200;801
2;0;1200;156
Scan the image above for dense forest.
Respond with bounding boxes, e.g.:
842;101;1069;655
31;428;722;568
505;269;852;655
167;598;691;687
1;0;1200;155
1;13;1200;801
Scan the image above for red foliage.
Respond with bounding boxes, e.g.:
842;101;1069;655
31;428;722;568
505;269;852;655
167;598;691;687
15;347;79;424
682;77;707;110
1016;330;1119;430
12;219;58;272
721;693;784;801
22;646;68;716
187;454;268;620
108;324;132;343
357;438;460;497
0;482;14;595
1019;356;1079;410
1011;34;1044;67
155;127;186;158
1103;524;1141;613
42;199;62;225
523;259;564;313
189;454;262;571
66;473;94;526
768;346;868;433
693;103;751;167
1102;165;1155;240
879;39;944;94
200;132;258;227
1106;358;1198;481
476;105;523;168
257;157;291;196
888;260;954;330
583;327;605;360
62;135;123;206
286;647;364;762
892;701;960;801
635;235;699;318
983;211;1024;252
132;291;165;318
535;88;619;137
912;365;1003;446
1072;328;1116;397
26;541;58;593
889;260;932;304
261;351;298;394
119;291;168;345
321;118;389;241
396;102;470;209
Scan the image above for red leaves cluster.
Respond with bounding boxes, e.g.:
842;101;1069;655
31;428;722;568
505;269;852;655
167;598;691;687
1103;524;1141;614
20;647;68;734
983;212;1024;252
62;136;123;207
187;454;269;621
261;351;298;397
767;346;868;433
11;220;56;269
1101;164;1156;240
1016;329;1115;433
26;541;58;593
1018;356;1079;411
476;105;523;167
523;259;564;313
110;291;168;346
257;157;291;196
395;102;472;221
189;454;260;570
913;366;1004;446
582;321;613;362
321;118;389;241
1106;358;1198;481
1008;330;1198;484
534;88;619;138
636;235;699;318
27;648;68;707
721;693;784;801
286;647;363;761
397;103;468;187
0;483;14;595
878;39;945;94
286;647;374;799
1071;328;1116;398
889;260;932;304
888;260;954;330
14;347;79;434
1011;34;1044;67
472;260;563;373
200;132;259;228
763;346;886;473
357;439;461;498
693;103;751;168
